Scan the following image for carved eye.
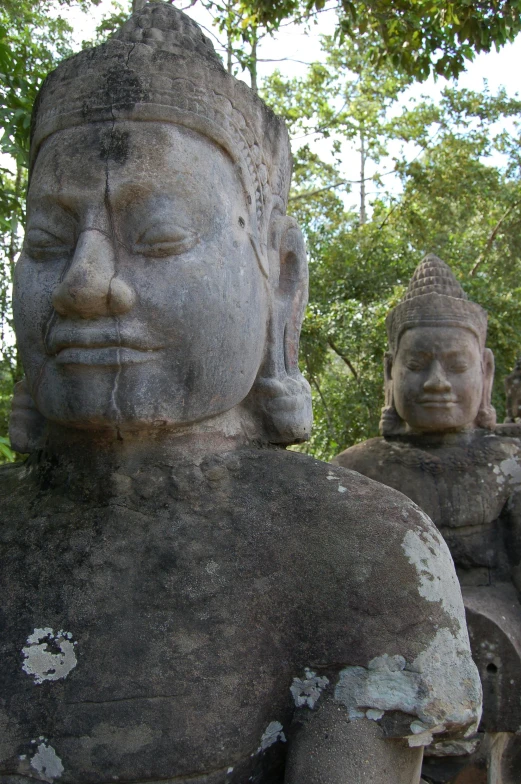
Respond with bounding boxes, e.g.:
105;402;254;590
134;227;198;258
447;362;469;373
24;228;73;261
406;361;424;372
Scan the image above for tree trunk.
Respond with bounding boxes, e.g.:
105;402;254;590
7;163;22;280
360;127;367;225
249;29;258;93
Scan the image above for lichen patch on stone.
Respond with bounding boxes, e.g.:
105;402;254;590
30;741;64;782
257;721;286;752
22;628;77;684
290;668;329;708
334;634;481;745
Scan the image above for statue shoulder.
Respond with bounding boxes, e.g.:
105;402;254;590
332;437;391;479
0;461;27;496
244;448;481;742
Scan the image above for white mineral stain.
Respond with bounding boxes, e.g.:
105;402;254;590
366;708;384;721
30;742;64;782
401;522;468;644
290;668;329;708
338;485;347;493
257;721;286;752
205;560;219;575
499;457;521;486
22;628;77;684
332;521;482;744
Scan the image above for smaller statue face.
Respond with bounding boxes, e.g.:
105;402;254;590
392;326;485;433
14;121;268;430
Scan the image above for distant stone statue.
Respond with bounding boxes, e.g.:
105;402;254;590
0;8;480;784
505;357;521;422
334;254;521;783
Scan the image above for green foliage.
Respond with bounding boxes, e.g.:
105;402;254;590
263;53;521;460
0;435;15;462
236;0;521;80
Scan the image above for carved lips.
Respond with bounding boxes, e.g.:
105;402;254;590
418;396;458;408
47;326;162;366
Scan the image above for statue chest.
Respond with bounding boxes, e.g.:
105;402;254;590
0;499;299;783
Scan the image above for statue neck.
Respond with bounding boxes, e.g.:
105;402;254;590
33;406;261;479
391;426;479;448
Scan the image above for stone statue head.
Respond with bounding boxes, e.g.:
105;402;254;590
380;254;496;436
11;2;311;451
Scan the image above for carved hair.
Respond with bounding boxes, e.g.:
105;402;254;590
30;2;291;257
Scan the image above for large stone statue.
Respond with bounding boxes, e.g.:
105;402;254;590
334;255;521;783
0;9;481;783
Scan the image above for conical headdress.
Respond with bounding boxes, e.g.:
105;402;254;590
29;2;292;253
386;254;488;352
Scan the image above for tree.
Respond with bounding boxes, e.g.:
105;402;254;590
234;0;521;80
263;55;521;460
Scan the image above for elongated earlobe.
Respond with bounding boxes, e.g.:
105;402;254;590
380;352;406;436
9;378;47;454
248;216;312;445
475;347;496;429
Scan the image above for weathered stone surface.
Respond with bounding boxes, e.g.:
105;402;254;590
505;357;521;423
1;9;481;783
334;255;521;782
0;446;480;782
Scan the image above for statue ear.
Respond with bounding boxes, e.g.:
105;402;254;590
9;378;47;454
476;347;496;429
247;215;312;445
380;351;406;436
383;352;394;407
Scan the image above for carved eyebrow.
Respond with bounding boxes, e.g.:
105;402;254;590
406;350;433;358
26;192;81;223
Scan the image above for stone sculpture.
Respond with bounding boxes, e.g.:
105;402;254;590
0;8;481;783
505;357;521;423
334;254;521;783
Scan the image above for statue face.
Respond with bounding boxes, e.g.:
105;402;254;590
14;122;268;429
392;326;484;433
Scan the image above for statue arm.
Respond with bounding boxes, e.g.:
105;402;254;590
284;699;423;784
504;487;521;593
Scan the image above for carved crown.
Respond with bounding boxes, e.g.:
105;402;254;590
386;254;488;352
30;2;292;250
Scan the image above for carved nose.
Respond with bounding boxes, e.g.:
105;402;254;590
52;229;135;319
423;360;451;392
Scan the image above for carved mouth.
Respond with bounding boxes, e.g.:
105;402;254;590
48;326;162;366
418;398;457;408
54;346;161;366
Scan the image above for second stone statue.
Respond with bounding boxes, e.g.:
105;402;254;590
335;254;521;783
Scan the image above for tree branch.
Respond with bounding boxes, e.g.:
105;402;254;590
470;199;521;276
327;338;358;379
304;354;340;445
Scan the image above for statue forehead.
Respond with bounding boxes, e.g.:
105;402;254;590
396;325;482;354
32;121;239;186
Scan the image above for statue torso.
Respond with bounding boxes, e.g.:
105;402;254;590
334;430;521;581
0;446;463;784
